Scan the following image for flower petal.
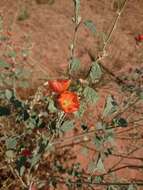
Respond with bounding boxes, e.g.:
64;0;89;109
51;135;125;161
57;91;80;113
48;79;71;93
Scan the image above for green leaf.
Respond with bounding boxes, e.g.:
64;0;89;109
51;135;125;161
106;129;115;144
70;58;80;73
20;166;25;176
0;60;11;68
84;20;96;34
94;176;103;183
96;122;106;131
61;120;74;132
18;81;29;88
16;156;27;172
93;135;103;149
5;89;13;100
15;68;31;79
74;102;85;118
89;62;102;82
6;51;17;58
6;137;17;150
83;86;99;104
48;99;57;113
128;184;137;190
30;154;41;168
6;150;15;158
103;95;118;117
96;157;105;173
112;117;128;128
88;161;96;173
0;106;11;116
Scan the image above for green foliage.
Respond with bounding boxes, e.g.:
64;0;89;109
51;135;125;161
103;95;118;117
5;89;13;100
96;157;105;173
0;60;11;68
16;156;27;175
74;102;86;118
30;154;41;168
70;57;80;73
48;99;57;113
0;106;11;116
5;150;15;159
61;120;74;132
20;166;25;176
94;176;103;183
83;86;99;104
88;154;105;174
128;184;137;190
6;137;17;150
89;62;102;82
6;50;17;58
84;20;96;35
112;117;128;128
0;2;142;189
88;160;96;173
15;68;31;79
17;8;29;21
18;81;30;88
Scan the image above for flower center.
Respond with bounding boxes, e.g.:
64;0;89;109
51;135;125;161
63;99;71;107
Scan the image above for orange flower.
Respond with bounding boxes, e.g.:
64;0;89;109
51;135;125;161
48;79;71;93
57;91;80;113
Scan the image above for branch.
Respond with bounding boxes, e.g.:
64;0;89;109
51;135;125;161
86;0;128;83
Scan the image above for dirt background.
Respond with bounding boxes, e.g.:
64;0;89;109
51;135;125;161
0;0;143;189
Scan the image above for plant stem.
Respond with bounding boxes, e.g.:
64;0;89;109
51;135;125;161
86;0;128;81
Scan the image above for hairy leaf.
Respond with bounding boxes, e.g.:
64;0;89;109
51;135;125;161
96;157;105;173
84;20;96;34
48;99;57;113
61;120;74;132
5;89;13;100
6;137;17;150
103;95;118;117
30;154;41;168
83;86;99;104
74;102;85;118
70;58;80;73
89;62;102;82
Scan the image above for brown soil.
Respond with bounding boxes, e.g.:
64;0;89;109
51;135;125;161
0;0;143;190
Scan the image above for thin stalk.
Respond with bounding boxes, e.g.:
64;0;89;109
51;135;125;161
86;0;128;81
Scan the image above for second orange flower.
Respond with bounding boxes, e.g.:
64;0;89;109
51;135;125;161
48;79;71;93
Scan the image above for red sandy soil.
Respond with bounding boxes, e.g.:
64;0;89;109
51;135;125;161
0;0;143;189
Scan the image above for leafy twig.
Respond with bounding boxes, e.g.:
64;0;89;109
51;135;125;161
86;0;128;82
